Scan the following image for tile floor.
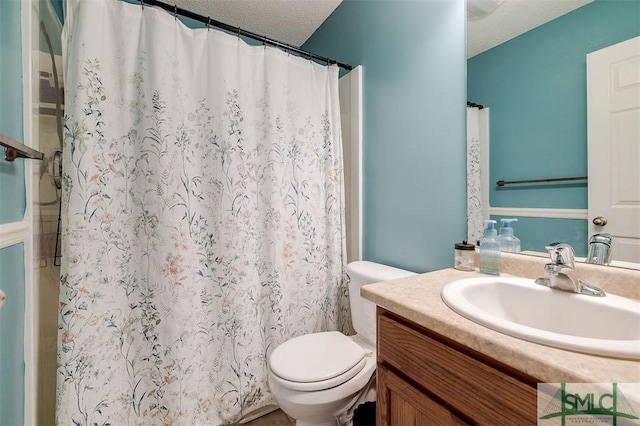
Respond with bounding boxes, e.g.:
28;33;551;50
244;409;295;426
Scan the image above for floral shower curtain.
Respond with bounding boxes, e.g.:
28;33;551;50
57;1;348;424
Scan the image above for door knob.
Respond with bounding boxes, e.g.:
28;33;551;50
592;216;608;226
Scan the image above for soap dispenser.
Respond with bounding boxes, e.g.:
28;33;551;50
479;220;500;275
498;218;521;253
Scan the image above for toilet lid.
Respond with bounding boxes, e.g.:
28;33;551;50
269;332;366;383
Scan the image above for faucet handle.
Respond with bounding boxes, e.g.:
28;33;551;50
545;242;576;269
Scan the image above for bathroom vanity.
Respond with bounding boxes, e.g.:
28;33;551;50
362;256;640;425
377;308;537;424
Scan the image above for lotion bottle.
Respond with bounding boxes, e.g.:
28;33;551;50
479;220;500;275
498;218;521;253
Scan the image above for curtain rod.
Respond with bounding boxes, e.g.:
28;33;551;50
136;0;353;71
496;176;588;187
0;133;44;162
467;101;484;109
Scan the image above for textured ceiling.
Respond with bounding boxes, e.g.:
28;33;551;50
170;0;593;56
172;0;342;46
467;0;593;58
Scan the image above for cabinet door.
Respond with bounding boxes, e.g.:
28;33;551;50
377;365;467;426
377;312;538;424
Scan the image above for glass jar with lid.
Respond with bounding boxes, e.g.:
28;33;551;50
454;241;476;271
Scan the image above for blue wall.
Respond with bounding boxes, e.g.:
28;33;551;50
0;0;26;424
304;0;467;273
467;0;640;255
0;0;26;224
0;245;26;426
39;0;63;55
48;0;64;23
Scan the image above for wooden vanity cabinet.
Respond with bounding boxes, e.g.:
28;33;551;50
376;308;539;425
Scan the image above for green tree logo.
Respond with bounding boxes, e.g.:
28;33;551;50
540;383;639;425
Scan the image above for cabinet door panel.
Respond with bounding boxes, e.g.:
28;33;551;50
378;365;467;426
377;311;538;425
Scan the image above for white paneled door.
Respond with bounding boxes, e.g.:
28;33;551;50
587;36;640;264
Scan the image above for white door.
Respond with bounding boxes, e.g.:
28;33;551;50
587;36;640;264
339;66;363;263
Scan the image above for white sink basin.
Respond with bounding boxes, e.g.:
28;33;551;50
441;277;640;359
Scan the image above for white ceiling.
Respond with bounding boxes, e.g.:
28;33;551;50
171;0;593;57
172;0;342;47
467;0;593;58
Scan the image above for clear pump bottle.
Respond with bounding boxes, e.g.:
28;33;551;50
498;218;521;253
479;220;501;275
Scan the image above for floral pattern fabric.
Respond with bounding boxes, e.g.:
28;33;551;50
467;107;484;244
57;1;348;424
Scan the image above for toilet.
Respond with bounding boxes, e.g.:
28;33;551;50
268;261;416;426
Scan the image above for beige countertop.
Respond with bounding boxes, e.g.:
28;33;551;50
361;266;640;384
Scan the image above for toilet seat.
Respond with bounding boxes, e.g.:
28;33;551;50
269;331;367;392
270;357;367;392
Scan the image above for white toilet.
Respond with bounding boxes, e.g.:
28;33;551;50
268;261;416;426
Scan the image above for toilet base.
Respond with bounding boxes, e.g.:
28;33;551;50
272;373;375;426
275;391;358;426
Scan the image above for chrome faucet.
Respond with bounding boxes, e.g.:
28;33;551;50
534;242;606;297
586;233;612;265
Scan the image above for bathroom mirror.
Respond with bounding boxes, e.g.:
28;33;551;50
466;0;640;269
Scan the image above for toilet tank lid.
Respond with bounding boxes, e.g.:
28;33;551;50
346;261;416;283
269;332;365;383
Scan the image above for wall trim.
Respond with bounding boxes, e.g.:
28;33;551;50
0;221;29;249
488;207;588;220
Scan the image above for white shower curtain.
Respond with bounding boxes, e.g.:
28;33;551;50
57;1;348;424
467;107;484;244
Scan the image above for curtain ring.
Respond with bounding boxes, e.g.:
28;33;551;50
174;4;177;20
140;0;144;10
237;27;241;40
206;17;211;31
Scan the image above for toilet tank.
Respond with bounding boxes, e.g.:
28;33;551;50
345;261;416;345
